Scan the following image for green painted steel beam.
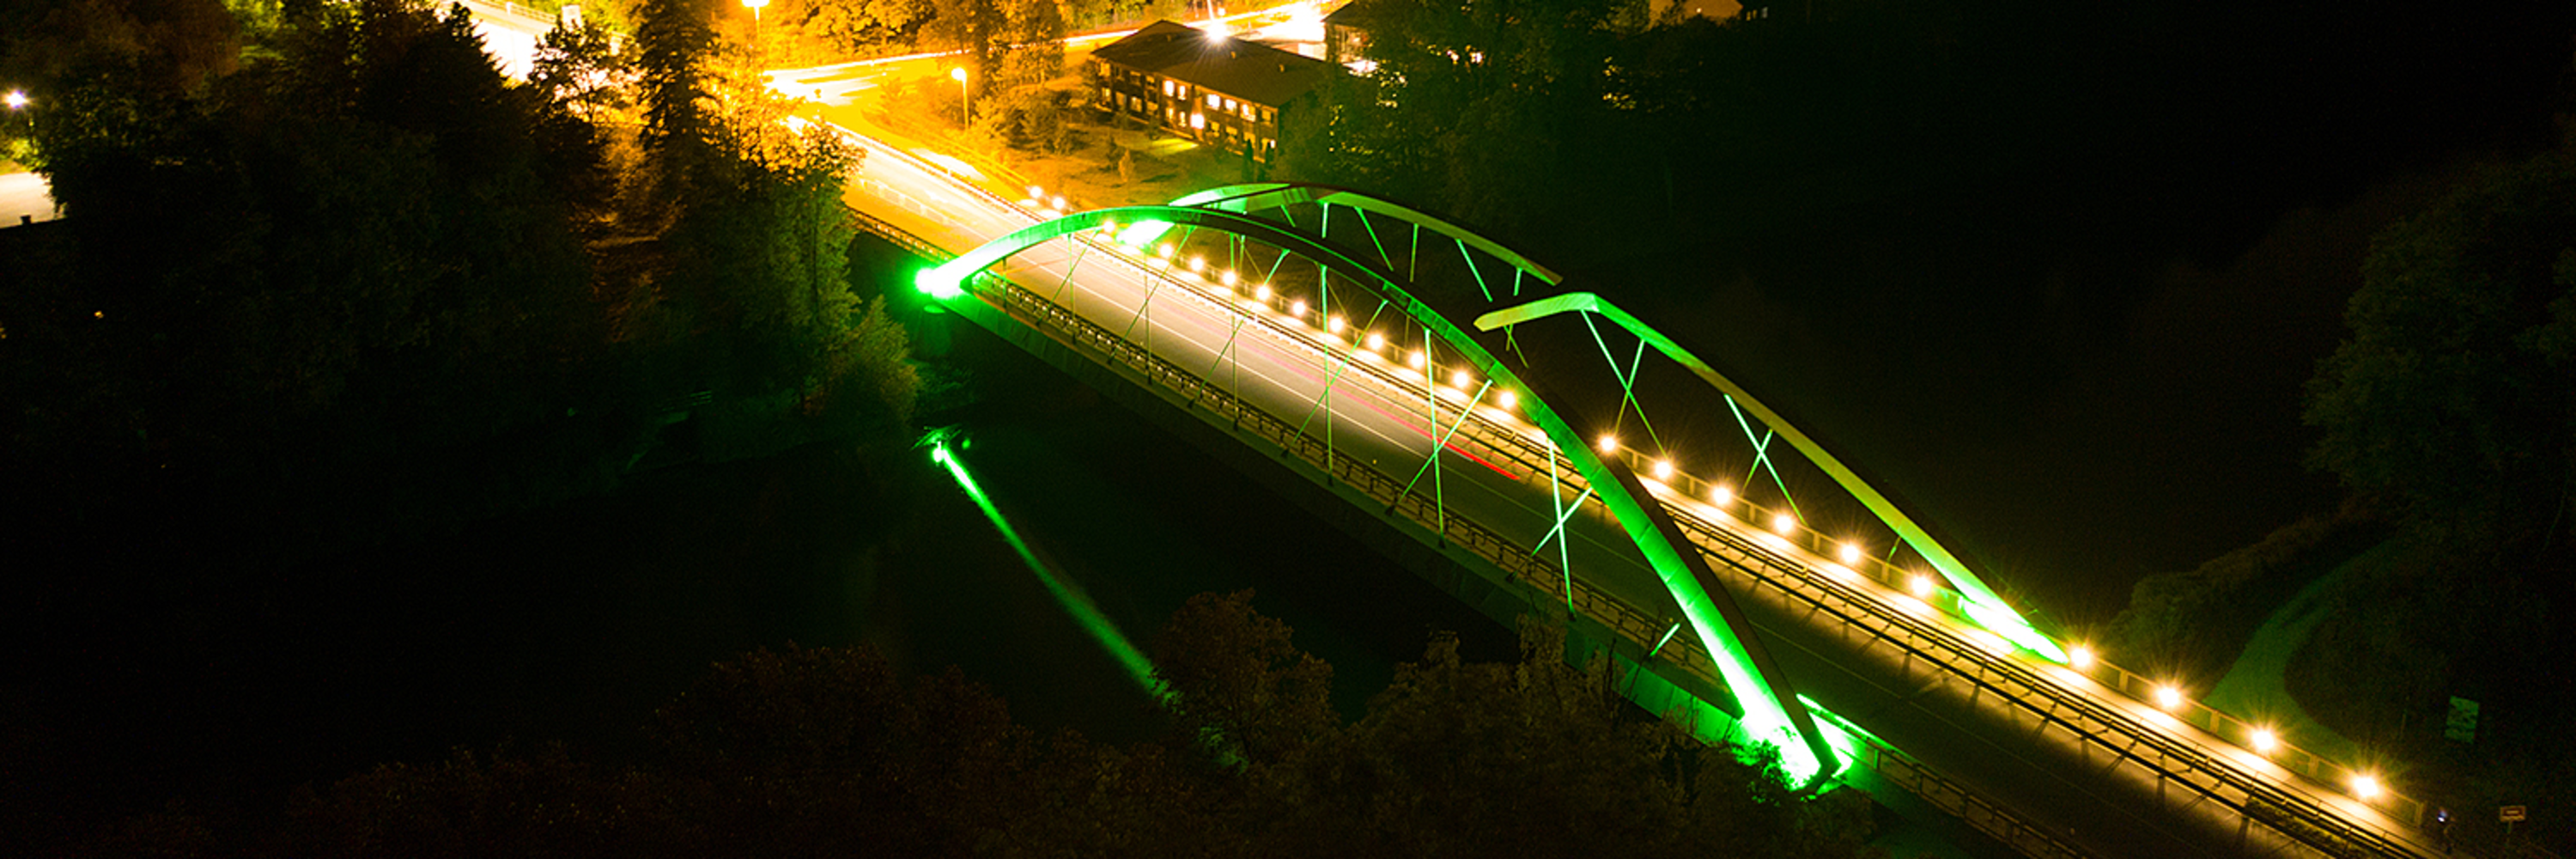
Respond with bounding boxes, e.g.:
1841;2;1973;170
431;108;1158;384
1121;182;1567;290
1473;293;2066;663
921;204;1838;783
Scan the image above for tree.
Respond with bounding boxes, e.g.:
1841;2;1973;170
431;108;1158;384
1258;619;1874;859
1147;591;1339;767
647;645;1038;857
531;15;636;120
2303;149;2576;552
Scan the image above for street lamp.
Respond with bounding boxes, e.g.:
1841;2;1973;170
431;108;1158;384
741;0;768;62
949;67;969;127
3;90;27;111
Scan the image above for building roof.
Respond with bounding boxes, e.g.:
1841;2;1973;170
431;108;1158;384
1321;0;1395;29
1091;20;1334;107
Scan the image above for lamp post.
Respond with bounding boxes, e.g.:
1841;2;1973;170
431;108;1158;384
950;66;969;128
741;0;768;61
3;90;27;111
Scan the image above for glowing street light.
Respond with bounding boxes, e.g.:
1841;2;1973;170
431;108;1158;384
1365;332;1385;350
2350;774;2383;801
950;66;969;125
1449;369;1469;388
1838;542;1862;565
1651;459;1674;480
1495;390;1516;410
2154;685;2185;710
1907;574;1934;598
2249;728;2279;754
3;90;27;110
1771;512;1796;536
1710;484;1733;505
1407;350;1425;369
1596;433;1618;454
2067;644;2096;670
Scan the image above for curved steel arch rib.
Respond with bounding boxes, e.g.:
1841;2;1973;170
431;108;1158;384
919;205;1839;781
1475;292;2064;662
1118;182;1564;291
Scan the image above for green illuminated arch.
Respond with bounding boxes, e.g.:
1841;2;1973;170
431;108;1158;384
920;205;1839;781
1138;182;1565;290
1476;293;2064;663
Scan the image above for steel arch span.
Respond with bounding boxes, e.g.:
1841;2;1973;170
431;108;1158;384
1152;182;2056;661
915;204;1840;781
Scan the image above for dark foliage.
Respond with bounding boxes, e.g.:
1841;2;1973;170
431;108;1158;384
86;595;1876;859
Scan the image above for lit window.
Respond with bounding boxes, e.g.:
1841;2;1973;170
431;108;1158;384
1190;113;1205;129
1163;79;1175;96
1207;93;1220;107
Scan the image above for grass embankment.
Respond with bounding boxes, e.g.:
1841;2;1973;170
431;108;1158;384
2106;505;2389;694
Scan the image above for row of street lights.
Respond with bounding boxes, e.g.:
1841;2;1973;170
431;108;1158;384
1044;204;2413;818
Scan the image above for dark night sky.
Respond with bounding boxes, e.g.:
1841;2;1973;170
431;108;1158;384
1588;0;2576;624
4;0;2574;845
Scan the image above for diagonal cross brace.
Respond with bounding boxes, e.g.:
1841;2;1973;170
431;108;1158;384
1473;291;2064;663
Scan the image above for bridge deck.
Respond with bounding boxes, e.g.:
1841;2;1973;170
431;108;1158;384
836;111;2447;859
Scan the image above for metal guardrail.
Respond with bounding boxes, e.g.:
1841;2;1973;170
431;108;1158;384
1857;736;2090;859
839;115;2455;854
1660;493;2421;858
1623;454;2433;832
849;204;2093;859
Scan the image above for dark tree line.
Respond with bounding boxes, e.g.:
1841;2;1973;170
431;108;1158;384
0;0;920;554
52;593;1877;858
2281;138;2576;844
1277;0;2576;328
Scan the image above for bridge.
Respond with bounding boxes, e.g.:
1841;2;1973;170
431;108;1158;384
824;103;2452;859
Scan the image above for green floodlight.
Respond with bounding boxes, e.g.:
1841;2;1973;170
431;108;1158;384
927;203;1839;784
915;266;966;300
925;432;1167;702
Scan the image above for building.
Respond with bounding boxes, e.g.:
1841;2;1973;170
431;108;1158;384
1321;0;1385;69
1091;20;1334;163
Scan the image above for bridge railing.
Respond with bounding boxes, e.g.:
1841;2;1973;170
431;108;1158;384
1838;719;2088;859
1651;486;2423;859
878;216;2114;859
845;173;2428;858
1580;443;2433;834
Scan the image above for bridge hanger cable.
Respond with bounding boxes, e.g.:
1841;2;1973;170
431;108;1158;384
1728;396;1803;523
923;206;1846;779
1582;312;1666;456
1392;380;1494;510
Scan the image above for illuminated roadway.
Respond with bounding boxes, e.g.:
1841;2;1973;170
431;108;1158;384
329;0;2475;849
820;67;2448;859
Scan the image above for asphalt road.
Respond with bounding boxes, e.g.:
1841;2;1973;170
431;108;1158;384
0;171;56;226
828;68;2450;859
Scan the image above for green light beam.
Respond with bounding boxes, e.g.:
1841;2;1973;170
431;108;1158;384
930;441;1168;702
